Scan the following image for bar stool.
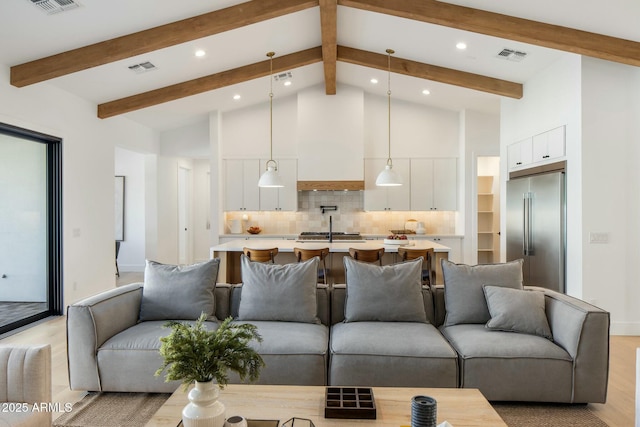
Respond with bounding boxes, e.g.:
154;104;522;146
397;247;435;286
243;247;279;263
294;247;330;284
348;247;385;265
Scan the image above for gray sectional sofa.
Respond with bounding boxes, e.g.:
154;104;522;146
66;257;609;403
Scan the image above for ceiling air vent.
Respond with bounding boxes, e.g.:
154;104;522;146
496;48;528;62
274;72;293;82
30;0;80;15
128;61;157;74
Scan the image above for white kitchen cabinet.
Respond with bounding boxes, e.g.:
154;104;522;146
429;236;462;263
410;158;457;211
507;138;533;170
223;159;260;211
259;159;298;211
532;126;565;162
508;126;565;171
364;158;410;211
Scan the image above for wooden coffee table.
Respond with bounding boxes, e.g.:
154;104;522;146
145;384;507;427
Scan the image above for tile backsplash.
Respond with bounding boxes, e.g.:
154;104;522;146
224;191;457;235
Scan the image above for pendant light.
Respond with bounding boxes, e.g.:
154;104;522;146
258;51;284;188
375;49;403;187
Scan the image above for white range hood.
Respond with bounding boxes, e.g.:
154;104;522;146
296;85;364;183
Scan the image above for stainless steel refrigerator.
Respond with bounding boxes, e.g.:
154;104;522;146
506;170;566;293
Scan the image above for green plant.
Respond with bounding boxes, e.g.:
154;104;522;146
156;313;264;389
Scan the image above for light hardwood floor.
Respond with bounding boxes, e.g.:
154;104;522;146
0;282;637;425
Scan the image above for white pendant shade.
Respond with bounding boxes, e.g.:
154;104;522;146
258;164;284;188
258;51;285;189
376;48;403;188
375;164;403;186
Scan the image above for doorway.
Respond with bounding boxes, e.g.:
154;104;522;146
476;156;501;264
0;123;62;334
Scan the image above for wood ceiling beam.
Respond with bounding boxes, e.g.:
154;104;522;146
10;0;319;87
98;47;323;119
338;46;523;99
339;0;640;67
319;0;338;95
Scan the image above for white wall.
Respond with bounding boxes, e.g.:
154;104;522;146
460;109;501;263
581;57;640;334
114;147;146;272
160;120;210;159
364;93;459;158
221;94;298;159
501;54;640;334
0;64;158;305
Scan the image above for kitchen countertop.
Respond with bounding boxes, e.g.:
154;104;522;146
219;233;463;240
211;238;451;253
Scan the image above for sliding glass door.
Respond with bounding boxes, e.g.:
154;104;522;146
0;123;62;334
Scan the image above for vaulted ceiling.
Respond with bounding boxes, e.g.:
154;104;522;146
1;0;639;132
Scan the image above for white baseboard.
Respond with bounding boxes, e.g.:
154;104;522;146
610;321;640;336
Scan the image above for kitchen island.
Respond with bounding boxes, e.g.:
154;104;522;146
210;238;451;284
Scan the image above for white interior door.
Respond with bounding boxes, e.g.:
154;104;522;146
178;166;191;264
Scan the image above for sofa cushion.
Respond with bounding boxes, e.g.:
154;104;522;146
139;259;219;321
440;324;573;402
329;322;458;387
238;255;320;324
98;320;218;392
343;256;427;322
231;320;329;386
484;286;553;340
442;259;523;326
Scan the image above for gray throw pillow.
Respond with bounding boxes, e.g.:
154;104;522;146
139;258;219;321
237;255;320;324
483;285;553;340
442;259;523;326
343;256;427;323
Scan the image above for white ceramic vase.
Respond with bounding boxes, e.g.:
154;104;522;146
182;380;226;427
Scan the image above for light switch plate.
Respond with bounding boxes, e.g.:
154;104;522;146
589;232;609;244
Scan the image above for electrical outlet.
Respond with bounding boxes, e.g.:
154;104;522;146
589;232;609;244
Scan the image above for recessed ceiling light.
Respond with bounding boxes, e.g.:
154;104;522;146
283;81;292;87
422;89;431;95
195;50;206;57
233;94;241;100
456;42;467;50
370;78;378;84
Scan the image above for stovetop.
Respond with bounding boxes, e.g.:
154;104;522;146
298;232;363;241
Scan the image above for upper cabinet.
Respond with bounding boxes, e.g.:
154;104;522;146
508;126;565;171
507;137;533;170
410;158;457;211
364;158;410;211
223;159;260;211
532;126;565;162
259;159;298;211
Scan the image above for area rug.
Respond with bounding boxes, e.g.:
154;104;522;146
493;402;609;427
53;392;171;427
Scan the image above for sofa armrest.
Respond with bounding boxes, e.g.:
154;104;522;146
527;286;610;403
66;283;143;391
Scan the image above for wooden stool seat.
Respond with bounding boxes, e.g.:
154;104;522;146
294;247;330;284
243;247;279;263
397;246;435;285
348;247;385;265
